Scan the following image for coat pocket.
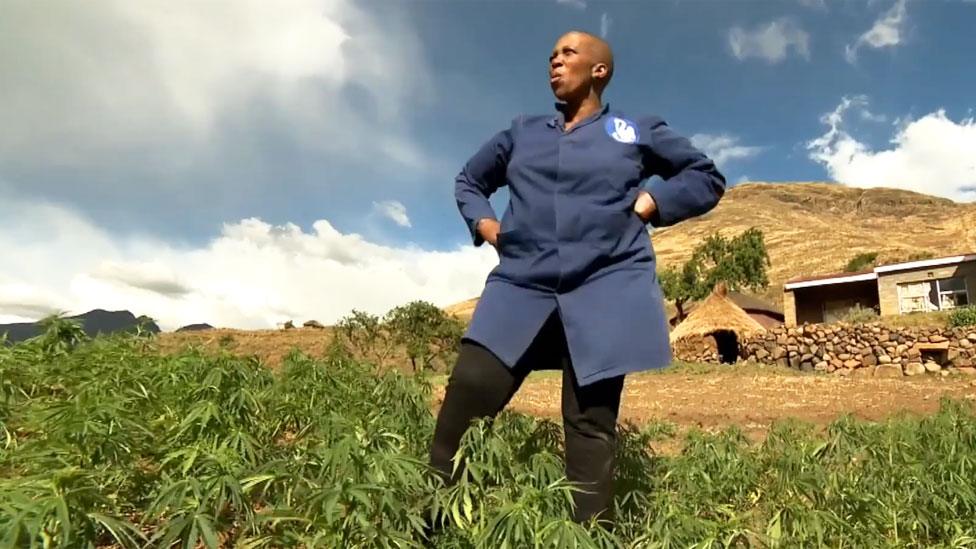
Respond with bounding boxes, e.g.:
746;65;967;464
496;229;521;257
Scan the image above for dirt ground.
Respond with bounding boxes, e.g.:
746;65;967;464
158;330;976;450
432;366;976;450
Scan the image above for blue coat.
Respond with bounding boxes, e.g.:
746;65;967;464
455;103;726;385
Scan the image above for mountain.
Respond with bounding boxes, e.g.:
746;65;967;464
0;309;160;343
176;323;214;332
445;182;976;317
443;298;480;321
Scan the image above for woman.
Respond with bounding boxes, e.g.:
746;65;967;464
430;30;726;525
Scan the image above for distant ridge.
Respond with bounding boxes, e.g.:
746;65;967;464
176;323;214;332
0;309;160;343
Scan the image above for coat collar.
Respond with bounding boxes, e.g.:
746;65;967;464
547;102;611;131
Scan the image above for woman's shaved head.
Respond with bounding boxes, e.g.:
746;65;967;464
549;31;614;101
573;31;614;88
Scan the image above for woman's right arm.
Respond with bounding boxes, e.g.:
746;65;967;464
454;124;514;247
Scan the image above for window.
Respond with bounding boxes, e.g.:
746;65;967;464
898;276;969;314
938;277;969;309
898;281;933;313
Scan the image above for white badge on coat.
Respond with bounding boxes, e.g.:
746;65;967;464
605;117;639;144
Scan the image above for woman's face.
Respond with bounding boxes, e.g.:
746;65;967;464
549;33;598;102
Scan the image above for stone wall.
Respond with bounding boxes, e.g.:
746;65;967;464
673;335;722;364
674;322;976;377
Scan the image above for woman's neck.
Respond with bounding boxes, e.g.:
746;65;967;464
561;94;603;131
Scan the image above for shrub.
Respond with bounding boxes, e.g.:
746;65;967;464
844;252;878;273
336;302;464;372
948;305;976;328
33;313;89;357
842;304;879;324
334;309;392;366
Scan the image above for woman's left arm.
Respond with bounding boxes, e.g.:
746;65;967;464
638;116;727;227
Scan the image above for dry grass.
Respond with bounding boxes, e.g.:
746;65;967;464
156;327;338;370
879;310;951;329
443;297;479;323
155;326;455;373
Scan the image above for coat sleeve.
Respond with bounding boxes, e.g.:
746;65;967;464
638;116;726;228
454;121;515;246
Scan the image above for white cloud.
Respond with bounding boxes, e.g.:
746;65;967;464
0;0;432;177
807;96;976;202
0;284;65;321
860;108;888;123
92;262;192;297
0;199;498;329
845;0;907;63
798;0;827;9
728;18;810;63
690;134;765;166
557;0;587;10
372;200;412;228
600;13;612;38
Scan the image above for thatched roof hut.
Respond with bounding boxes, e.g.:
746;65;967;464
669;283;767;343
669;290;783;329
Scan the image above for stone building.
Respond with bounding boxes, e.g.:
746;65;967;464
783;253;976;326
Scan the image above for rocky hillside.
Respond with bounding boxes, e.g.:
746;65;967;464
446;182;976;318
651;182;976;301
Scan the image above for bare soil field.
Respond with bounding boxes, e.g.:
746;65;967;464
159;330;976;453
433;365;976;452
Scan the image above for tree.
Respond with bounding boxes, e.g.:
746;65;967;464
658;258;705;322
659;227;771;321
383;301;464;373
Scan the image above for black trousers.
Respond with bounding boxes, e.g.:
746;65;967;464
429;312;624;524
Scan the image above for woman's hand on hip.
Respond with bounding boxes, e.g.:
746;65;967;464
477;218;501;248
633;191;657;223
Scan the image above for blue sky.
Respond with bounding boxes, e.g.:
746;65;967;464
404;0;976;248
0;0;974;329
